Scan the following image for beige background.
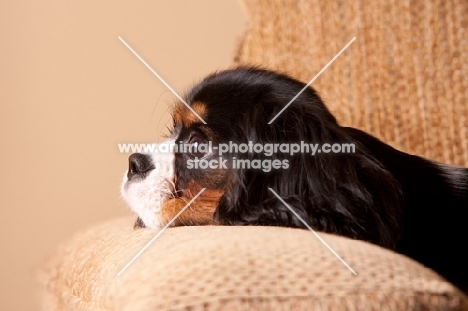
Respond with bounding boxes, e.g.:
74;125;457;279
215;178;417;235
0;1;245;310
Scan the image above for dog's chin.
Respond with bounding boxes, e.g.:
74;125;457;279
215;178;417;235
121;149;175;229
121;172;166;229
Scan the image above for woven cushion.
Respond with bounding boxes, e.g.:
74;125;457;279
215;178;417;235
37;217;468;310
234;0;468;167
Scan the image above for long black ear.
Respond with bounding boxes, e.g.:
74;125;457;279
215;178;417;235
214;91;403;249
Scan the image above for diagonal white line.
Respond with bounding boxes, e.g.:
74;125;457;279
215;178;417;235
117;188;206;276
118;36;207;124
268;188;357;275
268;37;356;124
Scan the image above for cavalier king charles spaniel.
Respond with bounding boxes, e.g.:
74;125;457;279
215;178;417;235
121;67;468;289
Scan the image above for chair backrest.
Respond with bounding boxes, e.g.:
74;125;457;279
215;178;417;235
234;0;468;166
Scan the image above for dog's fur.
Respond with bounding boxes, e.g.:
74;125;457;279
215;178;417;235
121;67;468;289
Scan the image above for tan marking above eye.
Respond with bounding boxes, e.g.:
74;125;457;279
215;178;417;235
173;101;208;127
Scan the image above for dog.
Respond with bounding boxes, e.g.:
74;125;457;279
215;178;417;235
121;67;468;290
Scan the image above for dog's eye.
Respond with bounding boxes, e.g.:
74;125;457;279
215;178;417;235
188;133;207;158
189;133;205;145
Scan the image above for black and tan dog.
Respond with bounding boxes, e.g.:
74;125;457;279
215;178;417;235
121;67;468;289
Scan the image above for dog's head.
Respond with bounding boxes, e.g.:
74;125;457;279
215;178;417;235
121;67;403;248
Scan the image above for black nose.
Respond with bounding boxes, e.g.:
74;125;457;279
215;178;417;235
127;153;155;180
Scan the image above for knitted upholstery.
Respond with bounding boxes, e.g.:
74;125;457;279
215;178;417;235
37;217;468;311
234;0;468;166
